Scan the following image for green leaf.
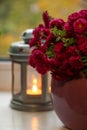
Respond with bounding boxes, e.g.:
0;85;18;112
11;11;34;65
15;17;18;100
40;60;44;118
64;43;70;47
51;26;59;36
82;56;87;59
46;51;52;56
58;30;66;37
46;51;55;57
69;37;75;44
46;43;55;57
56;36;61;42
83;59;87;63
84;68;87;71
82;56;87;65
62;38;69;43
84;68;87;77
84;32;87;37
63;37;76;47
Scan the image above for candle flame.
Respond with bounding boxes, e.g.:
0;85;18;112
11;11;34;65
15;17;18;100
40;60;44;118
33;78;37;84
26;77;41;95
32;84;37;92
32;78;38;92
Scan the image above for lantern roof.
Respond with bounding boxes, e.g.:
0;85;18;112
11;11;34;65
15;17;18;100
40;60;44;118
9;29;34;61
9;41;30;56
9;41;30;62
21;29;33;44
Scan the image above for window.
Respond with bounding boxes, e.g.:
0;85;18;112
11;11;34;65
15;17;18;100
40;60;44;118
0;0;80;58
0;0;81;91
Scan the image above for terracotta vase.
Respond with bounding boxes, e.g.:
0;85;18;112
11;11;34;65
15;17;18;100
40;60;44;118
51;76;87;130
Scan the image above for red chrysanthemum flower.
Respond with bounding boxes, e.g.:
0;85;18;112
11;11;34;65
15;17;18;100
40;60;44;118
28;9;87;81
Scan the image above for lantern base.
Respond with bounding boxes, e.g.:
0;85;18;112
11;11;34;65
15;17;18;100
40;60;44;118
10;100;53;111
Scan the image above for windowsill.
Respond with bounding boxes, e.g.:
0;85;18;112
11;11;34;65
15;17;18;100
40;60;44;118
0;92;66;130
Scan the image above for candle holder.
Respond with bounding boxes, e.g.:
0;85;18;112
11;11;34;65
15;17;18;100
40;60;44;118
9;33;53;111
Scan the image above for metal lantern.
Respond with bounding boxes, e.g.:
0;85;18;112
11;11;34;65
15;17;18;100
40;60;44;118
9;30;53;111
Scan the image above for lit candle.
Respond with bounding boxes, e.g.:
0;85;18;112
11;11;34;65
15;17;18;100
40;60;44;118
26;78;42;95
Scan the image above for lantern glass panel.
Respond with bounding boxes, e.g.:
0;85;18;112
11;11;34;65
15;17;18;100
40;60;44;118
13;63;21;95
47;72;51;93
26;65;42;95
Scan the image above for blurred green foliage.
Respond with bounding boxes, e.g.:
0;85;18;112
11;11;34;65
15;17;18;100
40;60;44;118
0;0;81;57
0;0;43;57
0;0;42;34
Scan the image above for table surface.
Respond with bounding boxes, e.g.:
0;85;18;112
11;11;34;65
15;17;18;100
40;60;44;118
0;92;68;130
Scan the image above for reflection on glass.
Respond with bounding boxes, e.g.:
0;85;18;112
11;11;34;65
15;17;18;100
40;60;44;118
26;65;42;95
26;78;42;95
13;63;21;94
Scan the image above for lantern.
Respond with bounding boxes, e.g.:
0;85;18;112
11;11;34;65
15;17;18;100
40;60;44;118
9;30;53;111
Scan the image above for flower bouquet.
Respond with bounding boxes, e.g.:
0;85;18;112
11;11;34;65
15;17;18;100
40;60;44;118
28;10;87;81
28;10;87;130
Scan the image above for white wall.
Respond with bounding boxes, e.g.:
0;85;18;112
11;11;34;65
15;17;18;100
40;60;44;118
0;62;11;91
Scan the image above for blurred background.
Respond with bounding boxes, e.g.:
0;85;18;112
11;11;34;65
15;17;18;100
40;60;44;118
0;0;84;57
